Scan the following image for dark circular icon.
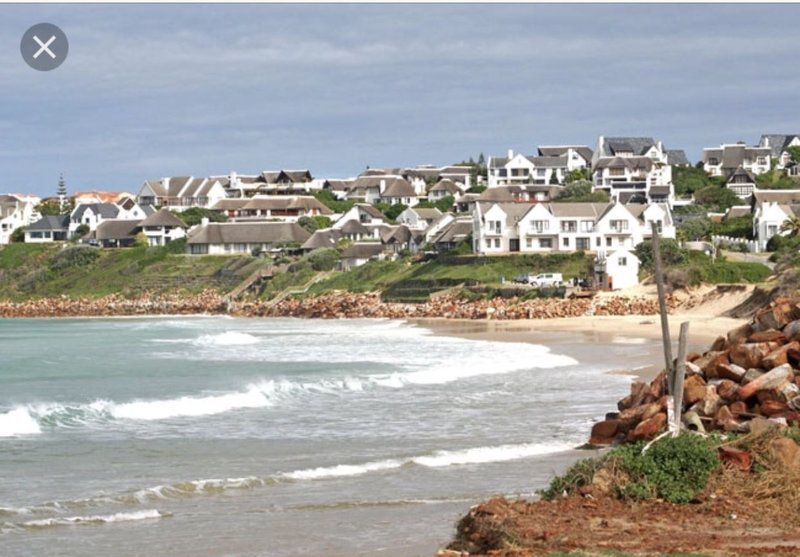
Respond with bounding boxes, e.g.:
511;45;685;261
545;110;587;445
21;23;68;71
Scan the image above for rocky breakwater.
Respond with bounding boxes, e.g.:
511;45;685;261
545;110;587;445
0;290;228;318
591;296;800;446
248;292;671;320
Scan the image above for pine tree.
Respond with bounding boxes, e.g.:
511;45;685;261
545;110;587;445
477;153;486;166
57;174;67;212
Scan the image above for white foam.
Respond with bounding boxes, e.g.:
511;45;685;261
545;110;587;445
0;407;42;437
110;385;271;421
282;441;572;480
194;331;260;346
20;509;164;528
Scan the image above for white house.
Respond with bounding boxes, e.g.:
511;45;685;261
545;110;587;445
595;249;640;290
396;207;443;230
380;178;419;206
537;145;593;171
591;137;675;204
211;195;333;222
137;176;227;210
0;194;41;244
487;150;568;188
333;204;387;228
137;208;187;247
702;143;771;178
428;178;466;201
593;136;670;165
340;242;385;270
69;202;122;235
759;134;800;169
472;201;674;255
752;190;800;250
24;215;70;243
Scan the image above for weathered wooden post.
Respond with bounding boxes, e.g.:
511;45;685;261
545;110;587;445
650;221;674;390
671;322;690;436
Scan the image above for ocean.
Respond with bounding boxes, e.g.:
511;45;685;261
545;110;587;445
0;317;649;556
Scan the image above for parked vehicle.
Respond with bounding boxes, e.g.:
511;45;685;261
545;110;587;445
512;273;532;284
529;273;563;288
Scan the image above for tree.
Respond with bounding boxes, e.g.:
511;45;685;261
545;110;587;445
787;146;800;164
635;239;688;271
673;166;713;197
297;215;332;234
677;217;712;242
313;190;354;214
36;199;63;216
565;168;591;184
10;226;26;243
693;185;740;211
175;208;227;227
549;170;560;185
375;202;407;222
133;232;149;248
57;174;67;198
71;224;90;241
554;180;609;203
477;153;485;167
780;215;800;237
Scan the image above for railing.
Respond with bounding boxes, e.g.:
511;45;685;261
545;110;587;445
711;235;759;253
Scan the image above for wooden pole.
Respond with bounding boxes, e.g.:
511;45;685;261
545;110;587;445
671;322;690;436
650;221;674;394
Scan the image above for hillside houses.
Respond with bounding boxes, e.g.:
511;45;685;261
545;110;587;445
210;196;332;222
752;190;800;251
137;176;227;210
472;201;674;255
186;222;310;255
591;137;675;204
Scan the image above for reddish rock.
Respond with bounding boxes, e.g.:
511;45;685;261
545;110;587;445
730;401;748;416
701;386;723;417
739;364;794;401
717;380;740;402
729;342;781;370
648;372;667;399
628;412;667;442
783;319;800;341
709;335;728;352
693;351;729;379
618;403;660;432
683;375;708;406
760;399;789;416
769;437;800;471
743;368;765;385
686;351;702;363
762;341;800;370
590;419;620;445
719;446;752;471
749;329;787;343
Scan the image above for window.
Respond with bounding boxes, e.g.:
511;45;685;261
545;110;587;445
768;225;778;236
619;257;627;266
757;157;767;165
595;237;601;247
609;168;625;177
606;237;612;247
488;220;502;234
485;239;492;248
652;220;663;233
562;237;570;247
234;243;247;252
494;238;500;248
539;238;553;248
526;238;532;248
561;220;577;232
190;244;209;255
537;169;546;177
580;220;594;232
576;237;590;250
610;219;628;232
531;220;549;232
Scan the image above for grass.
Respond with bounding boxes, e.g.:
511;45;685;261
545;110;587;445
0;242;266;300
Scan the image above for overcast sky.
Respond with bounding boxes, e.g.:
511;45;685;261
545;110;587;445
2;4;799;197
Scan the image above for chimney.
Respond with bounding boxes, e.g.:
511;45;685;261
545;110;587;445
201;217;210;227
380;179;386;193
507;149;514;159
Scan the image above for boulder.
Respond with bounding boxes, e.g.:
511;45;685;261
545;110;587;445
717;379;740;402
783;319;800;341
762;341;800;370
760;399;789;417
717;363;747;382
742;368;765;385
693;351;729;379
683;375;708;406
719;446;752;471
701;386;722;417
749;329;787;343
730;401;748;416
628;412;667;442
709;336;728;352
589;419;620;445
729;342;781;370
739;364;794;401
727;322;754;344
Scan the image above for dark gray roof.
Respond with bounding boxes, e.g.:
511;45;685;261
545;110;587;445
537;145;593;161
186;222;310;245
72;203;120;220
648;186;672;196
301;229;342;250
340;219;370;235
431;219;472;245
602;137;657;157
666;150;690;166
93;220;140;241
759;134;800;158
27;215;69;231
703;144;771;169
594;156;654;171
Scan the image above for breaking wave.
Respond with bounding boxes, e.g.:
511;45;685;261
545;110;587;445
193;331;260;346
17;509;165;529
0;407;42;438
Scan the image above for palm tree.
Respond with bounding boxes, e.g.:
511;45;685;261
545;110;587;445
780;215;800;237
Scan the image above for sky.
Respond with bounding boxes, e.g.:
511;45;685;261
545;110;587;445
1;4;799;197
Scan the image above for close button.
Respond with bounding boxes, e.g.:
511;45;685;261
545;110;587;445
21;23;68;72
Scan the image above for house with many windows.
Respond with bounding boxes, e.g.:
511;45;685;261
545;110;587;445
487;149;571;187
472;200;674;255
210;196;332;222
24;215;70;243
185;222;310;255
137;176;227;210
726;167;758;199
702;143;771;178
591;137;674;204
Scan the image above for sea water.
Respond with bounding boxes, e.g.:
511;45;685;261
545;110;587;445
0;317;646;556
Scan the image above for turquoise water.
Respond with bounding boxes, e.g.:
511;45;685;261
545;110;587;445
0;317;644;556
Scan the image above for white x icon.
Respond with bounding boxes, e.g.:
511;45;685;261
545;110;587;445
32;35;56;59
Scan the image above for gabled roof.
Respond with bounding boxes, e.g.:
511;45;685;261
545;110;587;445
409;207;443;220
549;202;610;218
429;179;463;194
381;225;412;244
240;196;332;214
666;150;690;166
72;203;120;220
477;202;538;227
478;185;562;202
324;179;356;191
92;220;140;241
594;156;654;172
261;170;313;184
353;203;386;219
212;199;250;211
760;134;800;158
703;144;771;168
27;215;70;231
725;206;752;220
431;219;472;245
139;208;186;228
648;185;672;196
753;189;800;205
340;219;370;235
186;222;310;245
301;228;342;250
727;166;757;184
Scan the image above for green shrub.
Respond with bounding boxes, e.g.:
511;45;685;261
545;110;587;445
48;245;100;271
303;248;339;271
10;227;26;243
540;457;606;500
614;435;719;503
174;208;225;227
635;239;688;271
